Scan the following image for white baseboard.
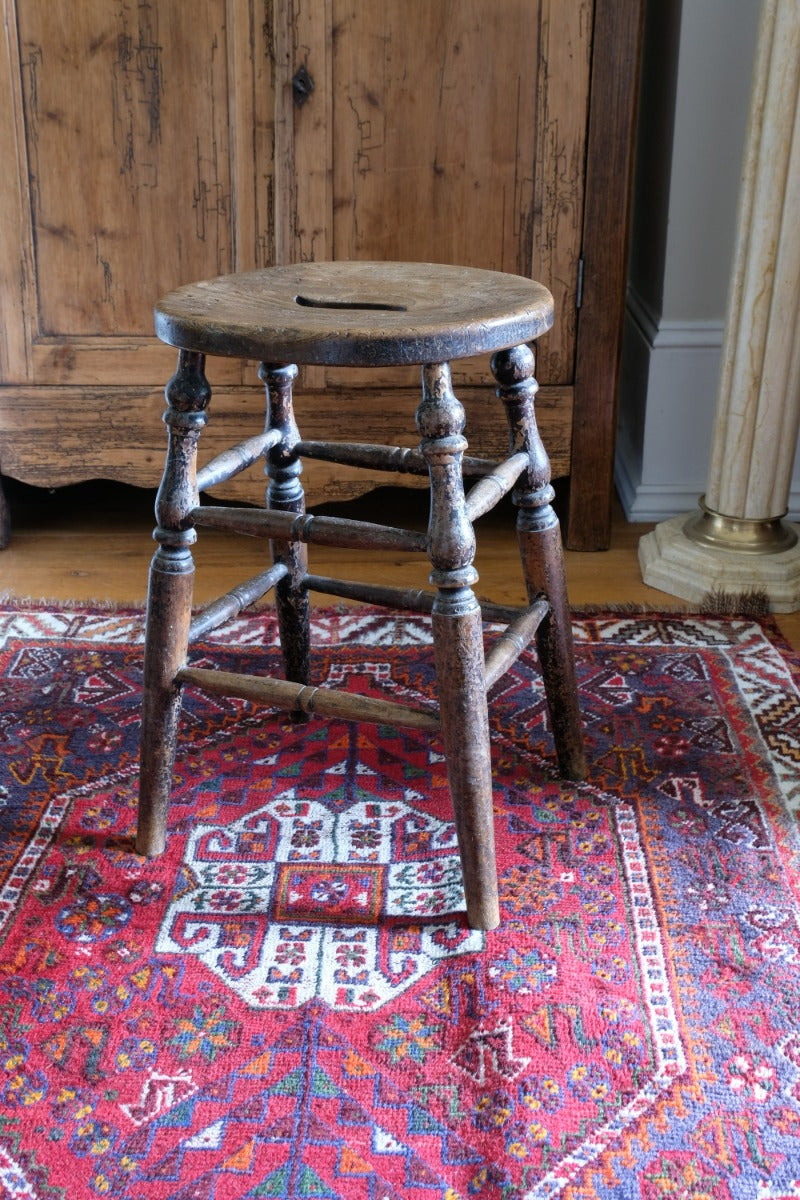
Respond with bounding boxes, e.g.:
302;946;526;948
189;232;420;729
616;468;800;524
627;290;725;350
615;442;705;522
617;292;800;522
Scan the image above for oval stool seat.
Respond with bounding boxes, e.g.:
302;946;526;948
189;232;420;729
138;260;586;933
154;261;554;367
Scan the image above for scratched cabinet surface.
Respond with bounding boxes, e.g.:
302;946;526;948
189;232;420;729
19;3;232;339
0;0;641;548
3;2;240;376
285;0;589;390
0;0;274;506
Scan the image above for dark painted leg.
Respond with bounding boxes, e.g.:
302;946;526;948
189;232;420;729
419;363;499;931
492;345;586;781
259;363;310;701
137;350;210;855
0;472;9;548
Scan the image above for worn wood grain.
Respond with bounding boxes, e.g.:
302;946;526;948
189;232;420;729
154;262;554;367
314;0;583;395
192;505;428;554
532;0;593;385
0;384;573;505
0;0;33;381
465;452;529;522
137;350;211;857
176;665;440;732
330;2;537;273
0;0;639;553
16;1;233;339
189;561;288;641
195;429;281;493
260;361;311;695
416;359;500;930
567;0;644;549
226;0;275;271
493;343;587;781
483;599;549;691
138;264;584;930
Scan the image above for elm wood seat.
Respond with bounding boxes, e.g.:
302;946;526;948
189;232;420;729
137;261;587;931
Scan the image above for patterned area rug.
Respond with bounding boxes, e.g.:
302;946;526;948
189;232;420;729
0;605;799;1199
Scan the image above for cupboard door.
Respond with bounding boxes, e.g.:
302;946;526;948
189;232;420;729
279;0;592;389
0;0;636;549
1;0;272;389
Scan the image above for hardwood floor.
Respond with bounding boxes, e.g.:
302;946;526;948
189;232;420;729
2;478;798;650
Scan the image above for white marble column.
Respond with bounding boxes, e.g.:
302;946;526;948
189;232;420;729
639;0;800;612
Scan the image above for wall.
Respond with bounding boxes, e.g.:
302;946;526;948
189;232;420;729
616;0;800;522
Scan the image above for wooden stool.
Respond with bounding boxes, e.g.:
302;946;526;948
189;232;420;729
137;262;586;931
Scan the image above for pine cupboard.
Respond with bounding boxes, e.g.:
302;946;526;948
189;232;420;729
0;0;642;549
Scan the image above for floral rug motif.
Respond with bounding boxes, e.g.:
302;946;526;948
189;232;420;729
0;605;799;1198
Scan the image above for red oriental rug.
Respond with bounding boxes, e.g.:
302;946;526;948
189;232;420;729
0;605;799;1199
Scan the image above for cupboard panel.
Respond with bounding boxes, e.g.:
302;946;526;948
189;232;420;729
16;1;234;340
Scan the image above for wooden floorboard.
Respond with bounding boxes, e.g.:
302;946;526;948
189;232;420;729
1;478;798;650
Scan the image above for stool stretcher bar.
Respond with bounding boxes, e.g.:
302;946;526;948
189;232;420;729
297;440;429;475
189;562;289;642
305;573;437;613
465;451;529;521
296;439;499;479
176;666;440;732
303;572;544;627
483;599;549;690
304;573;548;690
191;506;427;553
196;429;281;492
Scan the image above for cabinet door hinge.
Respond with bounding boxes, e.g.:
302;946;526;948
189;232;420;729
576;258;584;310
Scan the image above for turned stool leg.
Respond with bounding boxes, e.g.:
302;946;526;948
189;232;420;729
492;345;587;782
418;363;500;931
137;350;210;855
0;469;10;549
259;363;311;698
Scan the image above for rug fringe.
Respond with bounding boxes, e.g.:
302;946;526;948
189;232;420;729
0;592;146;613
568;602;691;616
0;593;776;623
699;587;772;618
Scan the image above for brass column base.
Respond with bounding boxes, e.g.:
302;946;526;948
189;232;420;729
639;511;800;613
684;498;798;555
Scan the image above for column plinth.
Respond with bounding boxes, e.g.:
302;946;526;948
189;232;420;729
639;0;800;611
